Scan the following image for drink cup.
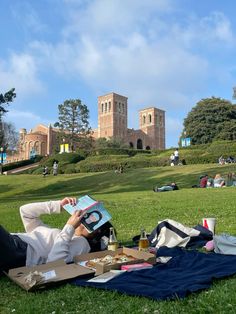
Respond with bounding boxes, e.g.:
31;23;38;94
202;218;216;235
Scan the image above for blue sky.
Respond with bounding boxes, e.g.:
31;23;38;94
1;0;236;148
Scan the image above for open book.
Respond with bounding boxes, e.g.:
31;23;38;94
63;195;112;233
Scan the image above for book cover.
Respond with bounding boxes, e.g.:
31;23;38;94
63;195;112;233
80;202;112;233
121;263;153;271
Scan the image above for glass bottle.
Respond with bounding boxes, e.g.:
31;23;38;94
138;228;149;251
108;227;118;251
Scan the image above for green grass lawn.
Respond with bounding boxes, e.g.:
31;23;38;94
1;164;236;314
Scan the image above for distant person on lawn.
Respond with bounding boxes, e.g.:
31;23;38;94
53;161;58;176
43;166;49;177
200;174;208;188
214;174;225;187
153;182;179;192
170;153;175;166
174;148;179;165
226;172;236;187
0;197;112;274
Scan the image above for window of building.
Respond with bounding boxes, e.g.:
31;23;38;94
149;114;152;123
119;102;121;112
105;103;107;112
101;103;104;113
115;101;117;111
108;101;111;111
143;115;146;124
159;115;163;126
122;103;125;113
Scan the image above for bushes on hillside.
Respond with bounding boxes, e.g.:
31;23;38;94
42;153;84;167
91;148;151;156
2;156;43;172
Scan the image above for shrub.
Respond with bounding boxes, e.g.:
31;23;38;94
91;148;151;156
64;164;77;174
42;153;84;167
3;156;43;172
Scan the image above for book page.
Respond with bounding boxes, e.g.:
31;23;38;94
63;195;97;215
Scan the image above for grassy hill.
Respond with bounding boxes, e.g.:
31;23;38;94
1;163;236;313
22;140;236;175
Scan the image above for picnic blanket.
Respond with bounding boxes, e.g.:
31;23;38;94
73;247;236;300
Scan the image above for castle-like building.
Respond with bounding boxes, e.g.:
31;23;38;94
16;92;165;160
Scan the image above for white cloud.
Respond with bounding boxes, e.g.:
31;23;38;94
3;0;235;148
26;3;235;112
0;53;44;99
6;109;53;131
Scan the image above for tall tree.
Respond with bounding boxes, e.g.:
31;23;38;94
54;99;91;151
181;97;236;145
3;122;19;151
0;88;16;147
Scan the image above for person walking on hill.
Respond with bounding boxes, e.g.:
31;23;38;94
170;153;175;166
174;148;179;165
53;161;58;176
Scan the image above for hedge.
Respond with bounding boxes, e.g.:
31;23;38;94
41;153;84;167
2;156;43;172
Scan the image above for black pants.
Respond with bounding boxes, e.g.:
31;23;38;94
0;225;27;273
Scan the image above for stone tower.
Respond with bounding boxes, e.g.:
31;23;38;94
139;107;165;150
97;92;128;139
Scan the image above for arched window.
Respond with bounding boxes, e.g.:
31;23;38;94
35;141;40;154
108;102;111;111
122;103;125;113
105;103;107;112
159;115;163;126
143;115;146;124
101;103;104;113
137;139;143;149
129;142;134;148
149;114;152;123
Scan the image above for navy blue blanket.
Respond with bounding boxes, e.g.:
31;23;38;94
73;247;236;300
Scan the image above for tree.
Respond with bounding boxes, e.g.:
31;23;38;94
54;99;91;151
95;137;129;149
3;122;19;151
181;97;236;145
0;88;16;147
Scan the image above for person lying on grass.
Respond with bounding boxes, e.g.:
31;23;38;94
153;182;179;192
0;197;111;275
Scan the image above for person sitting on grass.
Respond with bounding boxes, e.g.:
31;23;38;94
207;176;214;187
213;174;225;188
226;172;236;187
0;197;112;275
153;182;179;192
192;174;210;188
199;174;208;188
115;163;124;174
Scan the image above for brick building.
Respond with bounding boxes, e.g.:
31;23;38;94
14;92;165;161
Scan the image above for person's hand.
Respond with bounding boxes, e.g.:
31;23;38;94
67;210;83;229
60;197;76;209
